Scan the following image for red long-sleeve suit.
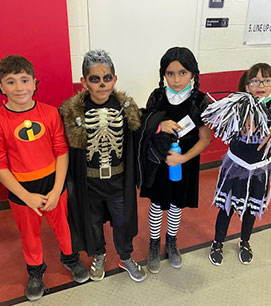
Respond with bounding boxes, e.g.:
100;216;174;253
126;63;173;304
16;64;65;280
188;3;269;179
0;101;72;265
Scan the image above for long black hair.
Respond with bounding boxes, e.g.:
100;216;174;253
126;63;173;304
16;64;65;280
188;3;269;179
159;47;200;92
147;47;201;113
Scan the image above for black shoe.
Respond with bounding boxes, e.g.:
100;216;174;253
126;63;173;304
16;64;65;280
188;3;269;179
147;238;161;273
239;241;253;264
209;241;223;265
118;257;147;282
165;233;182;269
64;259;89;283
26;274;45;301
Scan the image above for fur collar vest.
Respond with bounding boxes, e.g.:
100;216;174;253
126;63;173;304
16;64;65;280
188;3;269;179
59;89;141;149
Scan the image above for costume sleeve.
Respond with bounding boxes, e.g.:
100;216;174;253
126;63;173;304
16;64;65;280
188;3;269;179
0;124;8;170
197;95;210;128
146;88;164;112
50;108;69;157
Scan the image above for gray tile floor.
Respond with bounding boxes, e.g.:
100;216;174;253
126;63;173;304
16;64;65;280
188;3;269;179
17;229;271;306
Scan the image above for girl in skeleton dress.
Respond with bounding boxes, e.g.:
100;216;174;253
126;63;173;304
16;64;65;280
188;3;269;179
202;63;271;266
138;47;211;273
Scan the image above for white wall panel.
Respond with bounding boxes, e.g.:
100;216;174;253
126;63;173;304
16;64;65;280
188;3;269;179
198;0;271;73
66;0;87;27
201;0;248;25
87;0;202;106
200;26;244;50
66;0;89;82
69;27;86;55
66;0;271;104
199;47;271;73
70;55;85;83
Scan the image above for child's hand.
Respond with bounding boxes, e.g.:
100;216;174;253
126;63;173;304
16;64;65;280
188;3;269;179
257;135;271;151
41;190;60;211
160;120;181;134
25;193;48;216
166;150;186;166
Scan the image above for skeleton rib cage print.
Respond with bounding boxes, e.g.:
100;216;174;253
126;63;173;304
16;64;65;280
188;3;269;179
85;108;124;170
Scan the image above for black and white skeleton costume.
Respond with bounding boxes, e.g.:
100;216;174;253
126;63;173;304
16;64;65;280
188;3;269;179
59;89;141;257
202;92;271;218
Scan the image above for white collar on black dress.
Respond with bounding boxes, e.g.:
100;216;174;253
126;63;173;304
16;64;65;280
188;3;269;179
166;83;192;105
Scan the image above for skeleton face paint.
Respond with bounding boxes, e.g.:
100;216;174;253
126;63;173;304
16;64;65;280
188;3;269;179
88;73;114;84
81;64;117;105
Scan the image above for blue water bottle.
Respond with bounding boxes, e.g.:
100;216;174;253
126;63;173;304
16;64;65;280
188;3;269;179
169;142;182;181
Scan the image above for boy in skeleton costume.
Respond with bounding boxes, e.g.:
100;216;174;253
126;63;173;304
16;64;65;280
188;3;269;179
59;50;146;282
202;91;271;266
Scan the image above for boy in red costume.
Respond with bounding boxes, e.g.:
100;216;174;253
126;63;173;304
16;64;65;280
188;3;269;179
0;55;89;301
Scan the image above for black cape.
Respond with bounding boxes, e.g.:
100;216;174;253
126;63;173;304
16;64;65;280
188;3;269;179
59;90;141;256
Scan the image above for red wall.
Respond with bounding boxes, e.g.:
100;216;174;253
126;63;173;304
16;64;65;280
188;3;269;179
199;70;244;99
0;1;74;200
0;0;74;107
199;70;244;163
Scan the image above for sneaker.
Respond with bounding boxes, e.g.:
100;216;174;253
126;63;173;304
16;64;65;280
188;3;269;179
209;241;223;266
147;238;161;273
89;254;106;281
25;274;45;301
165;233;182;269
64;259;89;283
239;241;253;264
118;257;147;282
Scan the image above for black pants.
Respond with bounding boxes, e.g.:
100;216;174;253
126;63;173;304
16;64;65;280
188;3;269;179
89;196;133;260
215;208;256;243
27;252;80;276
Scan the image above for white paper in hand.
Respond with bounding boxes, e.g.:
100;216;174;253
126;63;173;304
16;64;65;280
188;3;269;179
177;115;195;138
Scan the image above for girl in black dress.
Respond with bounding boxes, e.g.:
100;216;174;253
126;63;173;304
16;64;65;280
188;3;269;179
139;47;211;273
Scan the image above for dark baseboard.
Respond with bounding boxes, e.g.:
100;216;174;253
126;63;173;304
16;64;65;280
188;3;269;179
200;160;221;171
0;200;9;211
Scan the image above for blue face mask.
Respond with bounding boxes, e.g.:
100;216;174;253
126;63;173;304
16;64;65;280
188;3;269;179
166;82;192;105
167;82;192;95
262;96;271;104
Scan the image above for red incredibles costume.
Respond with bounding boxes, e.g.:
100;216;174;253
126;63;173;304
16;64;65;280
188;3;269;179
0;101;72;266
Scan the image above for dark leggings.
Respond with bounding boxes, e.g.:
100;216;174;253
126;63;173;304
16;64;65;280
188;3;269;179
215;208;256;243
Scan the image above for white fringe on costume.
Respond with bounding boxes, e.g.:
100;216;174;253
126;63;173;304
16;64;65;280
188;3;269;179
214;150;271;219
201;92;271;219
202;92;270;144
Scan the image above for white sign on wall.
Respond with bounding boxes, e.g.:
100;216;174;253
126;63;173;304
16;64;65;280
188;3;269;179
244;0;271;45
